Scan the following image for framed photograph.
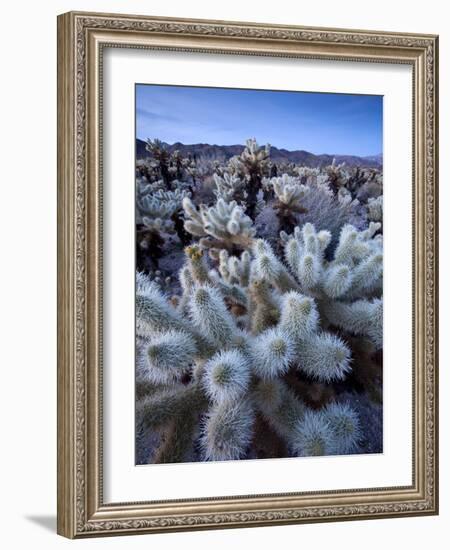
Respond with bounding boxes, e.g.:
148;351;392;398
57;11;439;538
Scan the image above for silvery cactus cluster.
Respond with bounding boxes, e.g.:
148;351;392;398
367;195;383;223
137;188;189;230
143;138;197;189
136;137;383;464
228;138;272;218
136;180;192;270
136;218;382;463
212;172;248;204
182;196;256;257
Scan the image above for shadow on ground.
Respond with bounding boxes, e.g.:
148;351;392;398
25;515;56;533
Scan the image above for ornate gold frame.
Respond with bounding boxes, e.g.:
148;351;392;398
57;11;439;538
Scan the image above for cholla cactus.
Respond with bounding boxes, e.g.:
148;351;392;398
136;195;173;271
280;222;383;349
367;195;383;223
182;197;256;256
145;138;172;187
136;157;163;184
324;158;348;194
294;176;363;239
144;138;199;192
234;138;271;219
295;166;322;184
337;186;358;207
356;171;383;203
251;328;295;380
146;270;172;290
182;244;249;312
137;382;206;463
137;189;180;227
213;172;247;204
203;349;251;404
217;249;251;287
238;138;271;179
138;330;197;384
323;401;361;454
136;217;381;462
189;285;238;347
271;175;309;208
136;138;383;465
201;399;255;461
322;297;383;350
263;174;310;232
290;409;336;456
182;155;198;187
252;239;300;292
248;279;280;334
136;185;192;270
289;401;360;457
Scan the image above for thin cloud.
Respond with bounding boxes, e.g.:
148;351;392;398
136;107;179;123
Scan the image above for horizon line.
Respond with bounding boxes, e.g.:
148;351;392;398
136;137;383;159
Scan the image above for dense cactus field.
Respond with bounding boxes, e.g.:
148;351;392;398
135;138;383;464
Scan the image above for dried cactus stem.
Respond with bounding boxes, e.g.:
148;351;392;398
249;280;280;334
171;211;192;246
254;380;306;443
137;384;206;431
284;370;336;410
246;174;262;220
153;412;198;464
251;413;289;459
274;201;308;234
136;227;164;271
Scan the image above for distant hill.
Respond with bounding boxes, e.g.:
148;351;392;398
136;139;382;169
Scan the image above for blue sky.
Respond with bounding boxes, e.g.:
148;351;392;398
136;84;382;157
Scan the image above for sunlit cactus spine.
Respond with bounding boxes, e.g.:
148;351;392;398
184;244;211;285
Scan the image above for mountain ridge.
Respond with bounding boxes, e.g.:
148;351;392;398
136;138;382;169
